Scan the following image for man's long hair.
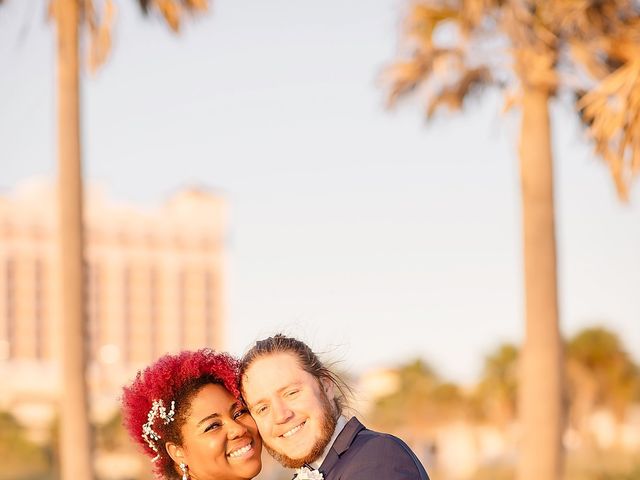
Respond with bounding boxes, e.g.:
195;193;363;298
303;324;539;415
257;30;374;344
239;334;352;416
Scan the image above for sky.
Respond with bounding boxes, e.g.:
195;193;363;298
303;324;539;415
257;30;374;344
1;0;639;385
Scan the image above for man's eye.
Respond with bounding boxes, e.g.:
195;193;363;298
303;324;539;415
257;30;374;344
286;390;299;397
254;405;269;415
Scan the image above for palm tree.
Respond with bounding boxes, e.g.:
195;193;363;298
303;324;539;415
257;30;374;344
2;1;210;478
370;359;468;433
382;3;640;480
567;326;639;437
475;343;519;428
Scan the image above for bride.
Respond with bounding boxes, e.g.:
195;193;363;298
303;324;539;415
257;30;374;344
121;349;262;480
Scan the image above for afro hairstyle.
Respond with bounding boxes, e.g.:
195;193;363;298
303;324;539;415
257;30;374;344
121;349;240;479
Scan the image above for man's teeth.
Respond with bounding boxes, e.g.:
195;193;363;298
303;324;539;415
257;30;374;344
282;423;304;438
228;443;252;458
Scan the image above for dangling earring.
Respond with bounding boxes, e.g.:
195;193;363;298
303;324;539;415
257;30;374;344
179;462;189;480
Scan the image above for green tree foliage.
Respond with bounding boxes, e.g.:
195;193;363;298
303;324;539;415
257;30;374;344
603;466;640;480
567;327;640;422
474;343;519;426
0;412;51;480
370;326;638;435
95;410;129;451
370;358;468;432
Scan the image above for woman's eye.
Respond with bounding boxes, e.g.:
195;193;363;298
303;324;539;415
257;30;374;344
233;408;249;419
204;422;221;433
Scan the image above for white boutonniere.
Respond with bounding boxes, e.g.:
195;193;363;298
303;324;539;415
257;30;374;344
295;466;324;480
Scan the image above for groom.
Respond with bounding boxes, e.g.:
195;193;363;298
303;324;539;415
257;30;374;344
240;334;430;479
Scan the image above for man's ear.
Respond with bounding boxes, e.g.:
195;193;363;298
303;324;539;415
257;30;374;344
320;377;336;400
165;441;185;466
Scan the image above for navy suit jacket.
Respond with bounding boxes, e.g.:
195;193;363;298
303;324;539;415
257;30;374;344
317;417;430;480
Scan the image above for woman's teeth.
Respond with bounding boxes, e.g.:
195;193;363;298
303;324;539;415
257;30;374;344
228;443;252;458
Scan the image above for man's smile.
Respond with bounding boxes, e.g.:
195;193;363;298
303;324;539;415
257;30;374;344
280;420;306;438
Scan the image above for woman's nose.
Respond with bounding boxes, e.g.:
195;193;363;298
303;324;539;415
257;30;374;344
227;419;248;439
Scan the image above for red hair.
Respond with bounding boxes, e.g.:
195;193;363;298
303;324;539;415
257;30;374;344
122;349;240;479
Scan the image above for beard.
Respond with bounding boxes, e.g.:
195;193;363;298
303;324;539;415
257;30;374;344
265;390;338;469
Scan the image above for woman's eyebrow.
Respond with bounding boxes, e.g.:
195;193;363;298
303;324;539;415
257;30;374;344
197;412;220;427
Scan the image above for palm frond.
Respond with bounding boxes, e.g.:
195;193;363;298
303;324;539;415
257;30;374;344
137;0;152;12
578;60;640;200
406;3;459;50
382;60;429;107
383;1;472;109
459;0;503;32
384;0;640;198
568;40;610;80
137;0;209;32
85;0;117;73
426;66;491;117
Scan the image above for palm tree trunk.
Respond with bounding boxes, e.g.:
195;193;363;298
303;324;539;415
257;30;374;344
56;0;94;478
516;86;564;480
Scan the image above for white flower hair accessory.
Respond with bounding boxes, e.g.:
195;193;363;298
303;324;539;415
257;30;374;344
141;399;176;462
294;466;324;480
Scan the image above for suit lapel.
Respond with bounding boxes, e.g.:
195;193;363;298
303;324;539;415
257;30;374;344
319;417;365;476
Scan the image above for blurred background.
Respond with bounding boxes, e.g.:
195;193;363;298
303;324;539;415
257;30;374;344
1;0;639;479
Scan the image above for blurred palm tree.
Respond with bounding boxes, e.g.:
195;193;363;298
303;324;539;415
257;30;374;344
95;410;127;452
0;412;51;480
370;359;469;434
475;343;519;427
382;3;640;480
2;1;211;478
567;327;640;435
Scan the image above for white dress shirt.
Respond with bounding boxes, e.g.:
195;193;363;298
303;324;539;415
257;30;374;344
308;415;349;470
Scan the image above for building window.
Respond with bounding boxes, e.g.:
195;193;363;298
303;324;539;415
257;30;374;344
123;265;131;365
86;261;101;362
204;270;214;347
178;268;186;349
5;258;15;360
149;266;158;359
34;259;45;360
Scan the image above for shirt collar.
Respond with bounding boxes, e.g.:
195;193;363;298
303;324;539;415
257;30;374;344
309;415;349;470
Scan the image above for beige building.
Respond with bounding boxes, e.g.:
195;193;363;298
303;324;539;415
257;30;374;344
0;179;225;422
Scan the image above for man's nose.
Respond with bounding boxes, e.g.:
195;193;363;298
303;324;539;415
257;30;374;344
271;398;293;424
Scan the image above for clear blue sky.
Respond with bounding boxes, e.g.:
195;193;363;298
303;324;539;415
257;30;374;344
2;0;639;384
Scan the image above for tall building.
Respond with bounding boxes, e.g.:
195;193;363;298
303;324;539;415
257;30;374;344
0;179;225;421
